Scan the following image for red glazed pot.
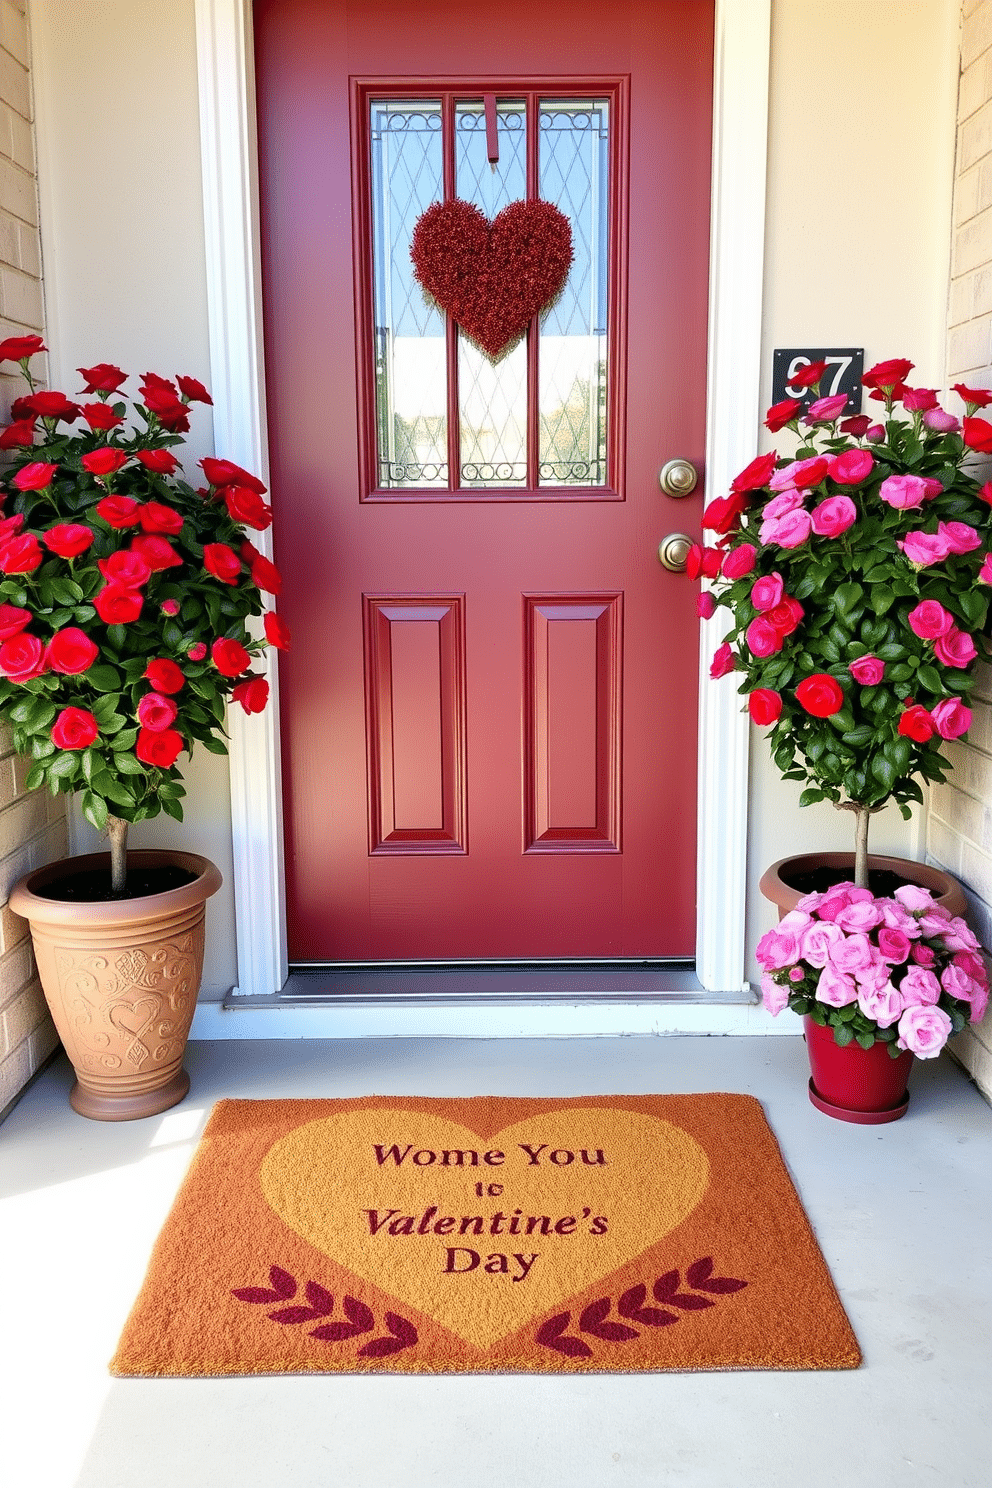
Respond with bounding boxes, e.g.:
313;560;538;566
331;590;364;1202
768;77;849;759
804;1016;914;1124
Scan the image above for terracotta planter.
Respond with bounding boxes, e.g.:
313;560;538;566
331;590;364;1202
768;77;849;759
9;850;222;1122
759;853;967;919
803;1016;915;1124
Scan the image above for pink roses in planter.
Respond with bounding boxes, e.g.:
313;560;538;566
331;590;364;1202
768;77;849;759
0;335;289;839
690;357;992;878
757;881;989;1058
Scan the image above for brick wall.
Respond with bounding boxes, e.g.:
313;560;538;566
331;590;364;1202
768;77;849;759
0;0;63;1118
933;0;992;1095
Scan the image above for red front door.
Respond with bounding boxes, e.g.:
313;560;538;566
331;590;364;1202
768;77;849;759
254;0;713;962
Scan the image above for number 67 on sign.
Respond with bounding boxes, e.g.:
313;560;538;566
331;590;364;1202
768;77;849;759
771;347;864;415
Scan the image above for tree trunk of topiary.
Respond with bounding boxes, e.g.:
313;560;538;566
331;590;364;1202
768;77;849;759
853;804;870;890
107;814;128;895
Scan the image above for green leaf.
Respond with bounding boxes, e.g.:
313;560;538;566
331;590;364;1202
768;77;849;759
111;727;139;752
113;752;146;775
161;794;184;821
833;1023;854;1047
834;582;864;616
81;790;109;832
799;788;825;806
24;761;47;791
871;754;898;790
917;664;942;694
87;664;122;693
48;751;79;781
871;586;895;615
200;735;229;755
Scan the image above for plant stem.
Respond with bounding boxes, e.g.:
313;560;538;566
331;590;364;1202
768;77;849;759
853;804;870;890
107;814;128;894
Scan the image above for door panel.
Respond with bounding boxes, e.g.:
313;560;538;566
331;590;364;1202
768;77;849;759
253;0;714;962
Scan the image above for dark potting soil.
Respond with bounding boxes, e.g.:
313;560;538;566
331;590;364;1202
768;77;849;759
779;865;916;899
35;864;198;903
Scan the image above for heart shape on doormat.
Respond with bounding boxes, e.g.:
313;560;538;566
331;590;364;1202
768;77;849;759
410;198;573;360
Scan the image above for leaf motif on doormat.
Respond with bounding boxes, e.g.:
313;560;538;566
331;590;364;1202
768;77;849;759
231;1265;418;1357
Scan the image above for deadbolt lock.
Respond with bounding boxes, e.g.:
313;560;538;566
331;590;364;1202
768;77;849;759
657;532;694;573
659;458;698;497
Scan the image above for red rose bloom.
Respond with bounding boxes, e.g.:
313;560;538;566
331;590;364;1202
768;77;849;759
232;676;269;714
748;688;783;726
962;416;992;453
0;418;37;449
43;523;94;559
0;334;46;361
81;447;127;477
862;357;914;390
0;533;43;573
140;384;190;430
0;603;32;639
765;596;804;637
96;495;142;528
51;707;99;751
131;534;182;571
188;642;207;661
77;363;127;393
81;402;124;431
211;637;251;677
135;448;180;474
795;674;845;717
709;642;735;679
24;391;80;422
250;554;282;595
898;704;937;743
137;691;179;732
46;627;99;675
263;611;291;650
839;414;872;436
0;632;46;680
98;550;151;589
176;374;213;405
93;584;143;624
203;542;242;585
144;657;186;694
730;451;777;493
952;382;992;408
223;485;273;531
13;461;57;491
136;727;184;768
765;397;803;432
138;501;184;535
702;492;749;534
200;457;267;495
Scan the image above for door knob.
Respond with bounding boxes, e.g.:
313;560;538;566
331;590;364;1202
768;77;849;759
659;458;698;497
657;532;694;572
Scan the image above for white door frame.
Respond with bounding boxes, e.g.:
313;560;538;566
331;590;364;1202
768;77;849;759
193;0;770;999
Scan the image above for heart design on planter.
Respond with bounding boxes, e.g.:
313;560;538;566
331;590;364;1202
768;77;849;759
260;1107;709;1350
410;198;573;360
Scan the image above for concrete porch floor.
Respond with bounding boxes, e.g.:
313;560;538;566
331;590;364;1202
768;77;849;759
1;1033;989;1488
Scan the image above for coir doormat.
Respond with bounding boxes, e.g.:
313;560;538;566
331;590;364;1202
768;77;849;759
111;1094;860;1376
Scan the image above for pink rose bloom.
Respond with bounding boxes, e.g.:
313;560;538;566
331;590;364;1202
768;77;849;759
921;478;944;499
902;387;939;411
746;617;783;657
751;572;784;611
968;981;989;1023
761;974;791;1016
710;642;734;678
907;599;954;639
816;963;858;1007
761;508;813;549
911;943;937;967
954;949;985;978
834;899;884;933
804;394;848;423
762;489;806;518
849;655;885;685
978;553;992;585
879;473;930;509
934;627;977;668
897;1004;952;1058
811;495;857;537
722;544;757;579
941;963;978;1004
877;926;912;964
923;407;960;432
931;698;972;740
918;907;952;938
899;530;951;567
817;884;872;922
755;923;803;971
769;457;825;491
857;982;903;1028
947;919;980;953
828;932;875;975
938;520;981;554
899;965;941;1007
800;920;845;967
865;423;886;441
696;591;716;619
894;884;936;913
854;955;892;994
880;900;922;937
827;449;874;484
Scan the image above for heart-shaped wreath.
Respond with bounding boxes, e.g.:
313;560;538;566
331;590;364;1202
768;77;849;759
410;198;573;360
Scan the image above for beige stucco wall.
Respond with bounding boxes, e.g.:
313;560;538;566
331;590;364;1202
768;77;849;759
930;0;992;1093
748;0;961;971
28;0;238;998
0;0;62;1114
23;0;972;1017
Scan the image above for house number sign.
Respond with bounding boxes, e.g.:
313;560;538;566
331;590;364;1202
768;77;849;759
771;347;864;416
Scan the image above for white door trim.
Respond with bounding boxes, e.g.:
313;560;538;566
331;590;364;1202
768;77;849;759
194;0;769;1000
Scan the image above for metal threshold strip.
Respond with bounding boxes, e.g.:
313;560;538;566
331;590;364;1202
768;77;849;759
227;960;757;1009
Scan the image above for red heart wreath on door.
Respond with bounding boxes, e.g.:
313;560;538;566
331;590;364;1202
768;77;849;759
410;198;573;360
